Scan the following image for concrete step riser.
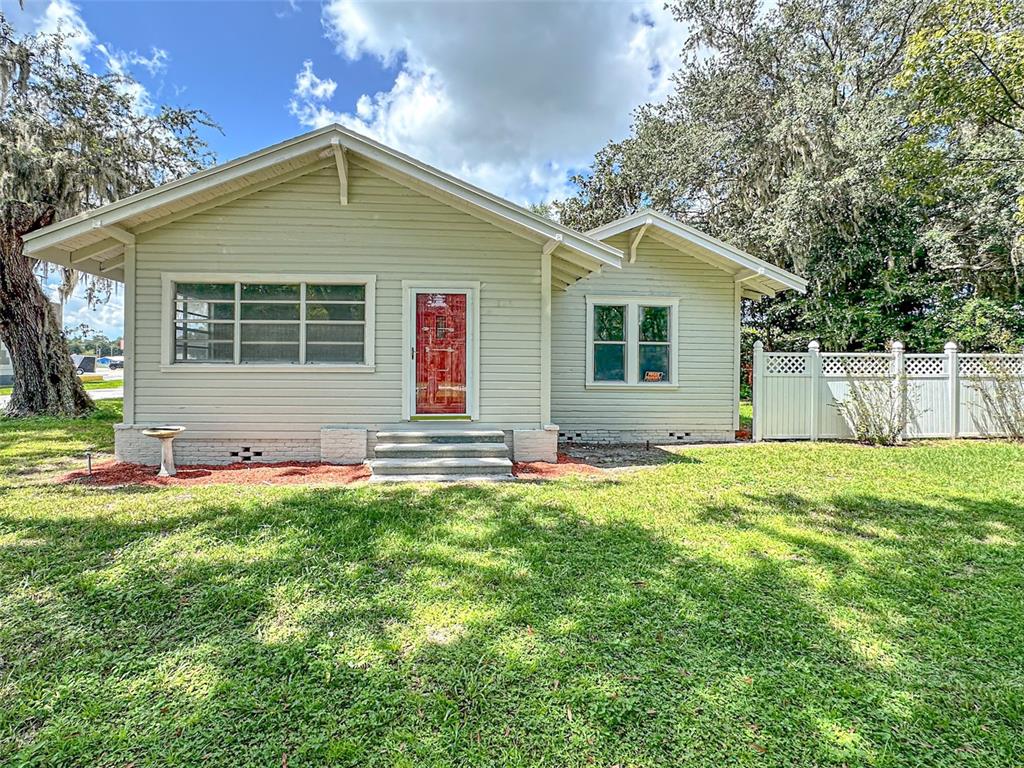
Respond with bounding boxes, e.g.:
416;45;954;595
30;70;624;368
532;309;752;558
369;474;514;484
375;430;506;445
375;445;509;459
372;464;511;476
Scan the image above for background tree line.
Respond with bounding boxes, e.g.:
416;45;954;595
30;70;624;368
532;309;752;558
556;0;1023;353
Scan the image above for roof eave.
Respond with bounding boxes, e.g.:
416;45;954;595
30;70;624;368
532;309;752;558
588;208;805;294
24;124;621;271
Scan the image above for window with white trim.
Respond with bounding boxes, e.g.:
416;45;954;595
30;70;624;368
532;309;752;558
173;279;371;366
586;297;677;386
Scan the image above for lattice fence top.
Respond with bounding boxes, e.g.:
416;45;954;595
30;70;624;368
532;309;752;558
765;354;807;375
821;354;890;378
960;354;1024;377
905;355;946;377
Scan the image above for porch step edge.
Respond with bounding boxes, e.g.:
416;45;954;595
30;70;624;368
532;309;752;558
374;442;509;457
368;473;514;484
374;429;506;443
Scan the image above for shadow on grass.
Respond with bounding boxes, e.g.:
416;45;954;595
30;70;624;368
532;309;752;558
1;480;1021;766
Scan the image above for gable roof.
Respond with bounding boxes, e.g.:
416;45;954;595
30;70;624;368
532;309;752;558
587;209;807;299
23;124;622;283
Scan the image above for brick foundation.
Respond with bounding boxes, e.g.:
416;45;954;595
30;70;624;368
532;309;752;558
557;429;734;445
115;424;327;466
321;426;368;464
512;427;558;462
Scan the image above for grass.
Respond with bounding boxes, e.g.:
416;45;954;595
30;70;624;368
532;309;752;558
740;399;752;432
2;401;1023;766
0;379;123;397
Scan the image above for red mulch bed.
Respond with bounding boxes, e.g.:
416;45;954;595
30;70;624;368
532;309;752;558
512;453;606;480
61;454;604;487
60;460;371;487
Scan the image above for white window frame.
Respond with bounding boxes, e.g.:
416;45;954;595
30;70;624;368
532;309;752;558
161;273;376;372
585;295;679;389
401;281;481;421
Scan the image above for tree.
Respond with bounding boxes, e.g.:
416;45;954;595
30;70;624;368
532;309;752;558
0;18;213;416
900;0;1024;133
557;0;1024;352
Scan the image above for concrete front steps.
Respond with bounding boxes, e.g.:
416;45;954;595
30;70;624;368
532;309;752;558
368;429;513;483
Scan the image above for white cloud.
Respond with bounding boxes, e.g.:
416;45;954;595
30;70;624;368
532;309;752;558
290;0;687;205
294;59;338;100
34;0;94;64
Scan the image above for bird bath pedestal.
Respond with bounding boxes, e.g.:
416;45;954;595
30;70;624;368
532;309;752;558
141;426;186;477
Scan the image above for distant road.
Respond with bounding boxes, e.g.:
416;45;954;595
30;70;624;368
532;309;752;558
0;387;123;410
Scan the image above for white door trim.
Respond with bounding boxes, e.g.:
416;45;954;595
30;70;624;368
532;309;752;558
401;281;481;421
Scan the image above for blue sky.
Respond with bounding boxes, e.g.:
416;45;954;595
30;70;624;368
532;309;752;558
6;0;688;337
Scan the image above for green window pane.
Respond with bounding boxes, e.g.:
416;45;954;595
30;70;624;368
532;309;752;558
240;302;300;321
307;284;365;302
240;343;300;364
640;306;670;342
240;323;300;343
306;324;364;343
176;301;235;321
306;343;364;364
639;344;671;383
175;283;234;301
594;305;625;341
240;283;300;301
594;343;625;381
175;322;235;342
306;302;365;321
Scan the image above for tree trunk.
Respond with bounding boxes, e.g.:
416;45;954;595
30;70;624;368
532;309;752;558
0;204;93;418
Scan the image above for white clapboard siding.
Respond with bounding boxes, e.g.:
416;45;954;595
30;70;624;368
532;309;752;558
753;342;1023;441
133;160;543;438
551;233;737;434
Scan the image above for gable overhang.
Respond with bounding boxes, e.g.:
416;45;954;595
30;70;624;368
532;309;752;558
23;124;622;285
587;209;807;300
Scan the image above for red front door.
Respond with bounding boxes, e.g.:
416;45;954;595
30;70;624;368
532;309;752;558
415;292;468;415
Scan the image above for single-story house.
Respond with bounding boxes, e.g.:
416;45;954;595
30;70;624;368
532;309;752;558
24;125;805;480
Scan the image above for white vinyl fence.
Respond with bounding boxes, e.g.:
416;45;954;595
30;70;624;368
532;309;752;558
753;340;1023;441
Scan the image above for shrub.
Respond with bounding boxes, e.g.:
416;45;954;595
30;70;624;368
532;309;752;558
967;358;1024;440
832;373;914;446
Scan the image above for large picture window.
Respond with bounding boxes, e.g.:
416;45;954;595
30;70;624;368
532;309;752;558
168;276;374;368
586;297;678;387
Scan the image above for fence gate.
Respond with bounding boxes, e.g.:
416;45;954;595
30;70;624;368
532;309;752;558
752;340;1023;441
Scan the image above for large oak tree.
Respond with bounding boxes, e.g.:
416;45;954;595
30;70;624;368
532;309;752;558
0;17;212;416
557;0;1024;352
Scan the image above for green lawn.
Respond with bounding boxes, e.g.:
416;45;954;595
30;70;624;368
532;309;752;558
0;378;123;397
740;400;752;432
2;401;1023;767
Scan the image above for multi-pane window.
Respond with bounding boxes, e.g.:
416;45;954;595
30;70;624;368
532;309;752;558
173;280;370;365
174;283;236;363
592;305;626;382
587;298;677;386
638;306;671;382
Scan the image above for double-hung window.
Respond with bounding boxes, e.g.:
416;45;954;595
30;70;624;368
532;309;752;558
586;296;678;387
168;275;375;369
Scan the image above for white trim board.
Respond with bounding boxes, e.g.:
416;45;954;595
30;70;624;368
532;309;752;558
587;208;807;297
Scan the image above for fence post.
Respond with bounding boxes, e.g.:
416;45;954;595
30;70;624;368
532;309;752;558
752;340;764;442
946;341;959;439
808;340;820;442
891;340;906;441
